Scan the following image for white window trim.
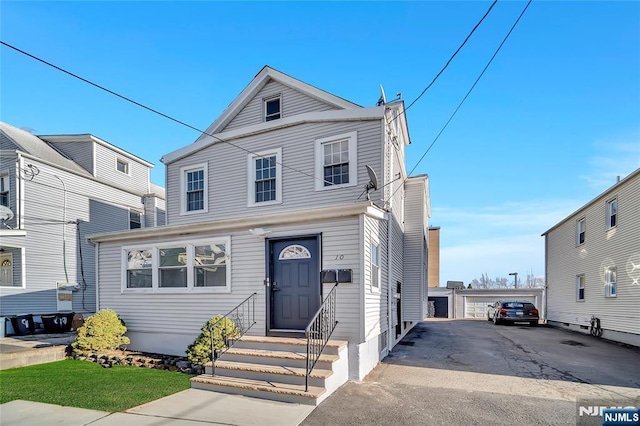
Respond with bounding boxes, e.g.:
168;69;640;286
115;158;130;176
576;217;585;246
604;267;617;298
0;174;9;208
121;237;231;294
129;208;144;230
576;274;585;301
180;163;208;215
314;131;358;191
606;197;618;229
0;252;14;287
0;248;26;289
247;148;283;207
370;238;381;293
263;94;282;122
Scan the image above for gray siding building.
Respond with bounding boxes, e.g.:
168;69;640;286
88;66;431;381
542;168;640;347
0;122;165;331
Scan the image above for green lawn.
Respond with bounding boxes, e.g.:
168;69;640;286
0;359;193;412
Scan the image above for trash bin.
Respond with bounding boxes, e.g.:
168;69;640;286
11;314;35;335
57;313;74;332
41;314;60;333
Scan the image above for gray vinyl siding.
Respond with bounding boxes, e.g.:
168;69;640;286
546;171;640;336
95;216;363;345
389;216;404;329
403;180;428;321
94;143;150;195
364;216;388;341
0;158;154;316
47;141;95;175
0;155;18;230
222;80;338;132
166;120;383;225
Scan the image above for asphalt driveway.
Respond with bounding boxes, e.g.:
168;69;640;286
303;319;640;426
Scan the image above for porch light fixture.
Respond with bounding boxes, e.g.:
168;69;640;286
249;228;272;238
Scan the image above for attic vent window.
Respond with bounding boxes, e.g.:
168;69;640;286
116;159;129;174
264;95;281;121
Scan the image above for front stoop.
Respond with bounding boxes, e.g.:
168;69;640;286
190;336;349;405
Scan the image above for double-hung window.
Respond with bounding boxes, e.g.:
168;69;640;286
0;175;9;207
315;131;358;191
129;209;143;229
126;249;153;288
370;242;380;290
180;163;208;214
605;267;616;297
576;217;585;245
159;247;187;288
576;274;585;301
194;242;227;287
247;149;282;206
607;198;617;229
264;95;281;121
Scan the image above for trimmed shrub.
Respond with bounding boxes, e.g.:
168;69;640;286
72;309;130;354
186;315;239;366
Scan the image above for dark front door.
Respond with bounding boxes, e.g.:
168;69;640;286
269;236;320;331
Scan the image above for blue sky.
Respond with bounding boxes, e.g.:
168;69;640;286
2;1;639;286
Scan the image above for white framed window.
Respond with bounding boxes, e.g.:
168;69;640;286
264;95;281;122
180;163;208;215
0;253;14;287
370;241;380;290
605;267;616;297
606;198;618;229
576;217;585;245
0;175;9;207
122;237;230;293
576;274;585;301
314;131;358;191
129;209;143;230
125;249;153;289
247;148;282;207
116;158;130;175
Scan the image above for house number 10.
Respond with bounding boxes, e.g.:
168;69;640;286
335;255;344;260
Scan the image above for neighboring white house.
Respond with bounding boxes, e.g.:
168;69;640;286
88;66;431;381
0;122;165;334
542;168;640;347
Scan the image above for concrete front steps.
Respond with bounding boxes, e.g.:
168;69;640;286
190;335;348;405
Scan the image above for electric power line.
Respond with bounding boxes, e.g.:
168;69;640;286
388;0;498;127
0;40;354;191
386;0;533;204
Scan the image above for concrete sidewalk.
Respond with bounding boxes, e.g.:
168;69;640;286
0;389;316;426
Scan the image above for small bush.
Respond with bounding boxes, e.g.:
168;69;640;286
186;315;239;366
72;309;130;354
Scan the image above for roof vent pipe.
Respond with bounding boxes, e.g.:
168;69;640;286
616;175;620;183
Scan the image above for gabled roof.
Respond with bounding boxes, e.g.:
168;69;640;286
0;121;89;176
39;133;154;168
195;66;361;143
541;167;640;236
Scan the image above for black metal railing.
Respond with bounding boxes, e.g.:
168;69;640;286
305;284;339;392
210;292;257;376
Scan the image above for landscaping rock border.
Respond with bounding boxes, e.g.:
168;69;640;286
69;349;204;375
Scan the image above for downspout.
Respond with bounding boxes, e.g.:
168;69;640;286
543;234;548;323
386;212;393;351
53;174;69;284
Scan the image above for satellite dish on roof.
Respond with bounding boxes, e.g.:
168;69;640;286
359;165;379;201
0;206;14;229
0;206;14;221
377;84;387;106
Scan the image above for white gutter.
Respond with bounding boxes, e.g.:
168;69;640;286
386;211;393;352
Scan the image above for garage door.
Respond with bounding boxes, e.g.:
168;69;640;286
428;297;448;318
464;297;500;319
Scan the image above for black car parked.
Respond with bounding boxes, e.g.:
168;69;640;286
487;300;539;326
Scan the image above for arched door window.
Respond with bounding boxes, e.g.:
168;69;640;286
278;244;311;260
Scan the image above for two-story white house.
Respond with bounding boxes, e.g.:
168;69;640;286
0;122;165;334
542;168;639;347
88;66;430;403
